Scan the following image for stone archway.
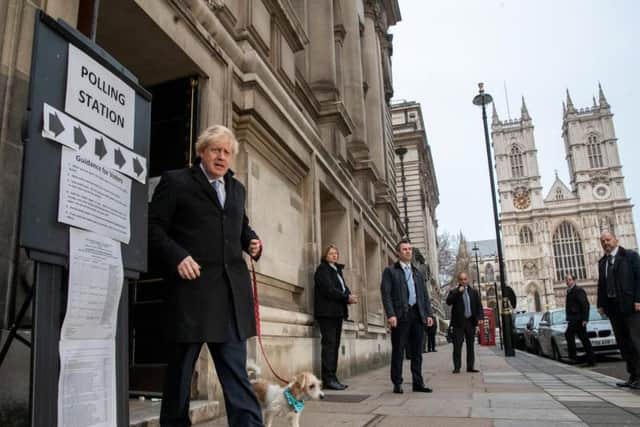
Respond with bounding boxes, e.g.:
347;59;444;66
526;282;542;312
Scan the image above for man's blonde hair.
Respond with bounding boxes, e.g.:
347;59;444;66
195;125;239;156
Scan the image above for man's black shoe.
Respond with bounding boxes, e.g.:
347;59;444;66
452;368;460;374
630;380;640;390
467;369;480;373
323;380;346;390
393;384;403;394
336;381;349;389
616;376;636;387
412;384;432;393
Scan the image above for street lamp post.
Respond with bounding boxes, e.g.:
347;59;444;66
395;147;409;239
472;243;482;301
472;83;515;357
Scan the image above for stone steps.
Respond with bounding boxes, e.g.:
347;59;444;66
129;399;221;427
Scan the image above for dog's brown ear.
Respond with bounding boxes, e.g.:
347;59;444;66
290;373;306;399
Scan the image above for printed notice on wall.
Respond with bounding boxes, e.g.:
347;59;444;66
61;228;123;340
58;146;131;243
58;339;116;427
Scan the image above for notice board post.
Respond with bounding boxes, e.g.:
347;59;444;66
20;11;151;426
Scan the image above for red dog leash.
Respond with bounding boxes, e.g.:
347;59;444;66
250;258;289;384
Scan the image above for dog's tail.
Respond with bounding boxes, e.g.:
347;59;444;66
246;360;262;381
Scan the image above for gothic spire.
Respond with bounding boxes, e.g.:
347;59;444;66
565;89;575;113
598;82;609;107
521;96;530;121
492;102;500;125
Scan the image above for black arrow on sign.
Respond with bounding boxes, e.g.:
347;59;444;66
114;148;126;169
133;157;144;176
95;137;108;160
73;126;87;149
49;112;65;136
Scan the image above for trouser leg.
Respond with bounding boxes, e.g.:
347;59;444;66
408;309;425;386
317;317;340;382
391;319;410;385
565;322;578;360
625;312;640;376
574;323;595;363
609;303;637;376
160;343;202;427
452;326;464;370
464;320;476;370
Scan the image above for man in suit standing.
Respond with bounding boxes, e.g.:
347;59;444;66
381;239;434;394
149;125;263;427
597;231;640;389
564;273;596;366
446;272;483;374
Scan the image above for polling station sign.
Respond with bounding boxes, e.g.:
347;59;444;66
65;44;135;149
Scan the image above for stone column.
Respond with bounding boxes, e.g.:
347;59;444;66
306;0;338;102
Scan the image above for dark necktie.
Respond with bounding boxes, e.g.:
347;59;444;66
606;255;616;298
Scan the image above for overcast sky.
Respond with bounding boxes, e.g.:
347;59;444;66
391;0;640;243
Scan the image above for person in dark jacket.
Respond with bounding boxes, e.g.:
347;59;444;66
380;239;434;394
314;245;358;390
446;272;483;374
597;231;640;389
564;273;595;366
426;317;438;352
149;125;263;427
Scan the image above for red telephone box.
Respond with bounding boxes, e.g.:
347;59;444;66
479;307;496;346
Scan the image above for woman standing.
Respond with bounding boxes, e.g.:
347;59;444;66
314;245;358;390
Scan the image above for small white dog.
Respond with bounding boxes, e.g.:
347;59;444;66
248;363;325;427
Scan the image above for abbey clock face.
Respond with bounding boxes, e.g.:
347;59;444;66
593;183;611;200
513;188;531;210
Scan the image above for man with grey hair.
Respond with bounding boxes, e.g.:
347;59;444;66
597;231;640;389
150;125;264;426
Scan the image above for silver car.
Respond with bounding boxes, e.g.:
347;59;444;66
537;308;619;361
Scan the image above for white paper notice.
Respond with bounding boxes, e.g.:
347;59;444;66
62;228;123;340
59;146;132;243
58;339;116;427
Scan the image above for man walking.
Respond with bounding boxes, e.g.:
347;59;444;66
381;239;434;394
597;231;640;389
564;273;596;366
446;272;483;374
149;125;264;426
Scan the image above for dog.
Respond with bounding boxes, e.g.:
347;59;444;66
247;362;325;427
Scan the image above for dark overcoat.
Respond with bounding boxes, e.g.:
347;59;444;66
446;285;483;328
380;262;433;323
148;162;260;342
565;285;590;323
314;261;351;319
597;246;640;315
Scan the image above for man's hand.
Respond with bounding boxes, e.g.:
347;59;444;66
635;302;640;312
426;317;433;327
177;256;201;280
248;239;261;258
458;285;465;293
582;320;587;327
348;294;358;304
388;316;398;328
598;307;605;315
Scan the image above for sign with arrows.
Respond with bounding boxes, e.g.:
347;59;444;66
42;103;147;183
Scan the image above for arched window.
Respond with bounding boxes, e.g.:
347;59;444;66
587;135;604;168
519;226;534;245
485;264;494;282
510;145;524;178
552;221;587;281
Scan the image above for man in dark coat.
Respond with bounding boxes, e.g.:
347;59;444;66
564;273;595;366
597;231;640;389
446;272;483;374
314;245;358;390
149;125;263;427
380;239;434;394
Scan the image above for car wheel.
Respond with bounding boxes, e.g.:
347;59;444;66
552;340;562;362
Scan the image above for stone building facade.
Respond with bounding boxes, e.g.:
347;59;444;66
390;100;441;315
0;0;405;419
492;86;637;311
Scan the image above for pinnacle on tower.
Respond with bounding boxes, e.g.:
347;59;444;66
598;82;609;107
565;89;575;113
521;96;530;121
562;101;566;114
492;102;500;125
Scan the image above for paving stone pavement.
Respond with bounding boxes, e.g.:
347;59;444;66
199;345;640;426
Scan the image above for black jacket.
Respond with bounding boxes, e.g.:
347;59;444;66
597;246;640;315
148;162;260;342
314;261;351;319
446;285;483;328
380;262;433;323
565;285;590;323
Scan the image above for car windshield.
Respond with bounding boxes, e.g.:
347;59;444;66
551;311;566;324
515;315;530;327
589;307;608;321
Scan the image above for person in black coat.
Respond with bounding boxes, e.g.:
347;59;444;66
564;273;595;365
426;316;438;352
149;125;263;427
314;245;358;390
380;239;434;394
446;272;483;374
597;231;640;389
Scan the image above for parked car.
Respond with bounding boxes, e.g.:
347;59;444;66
537;308;619;361
514;312;533;350
523;312;544;354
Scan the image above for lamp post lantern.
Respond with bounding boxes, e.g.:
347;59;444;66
395;146;409;239
472;83;515;357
